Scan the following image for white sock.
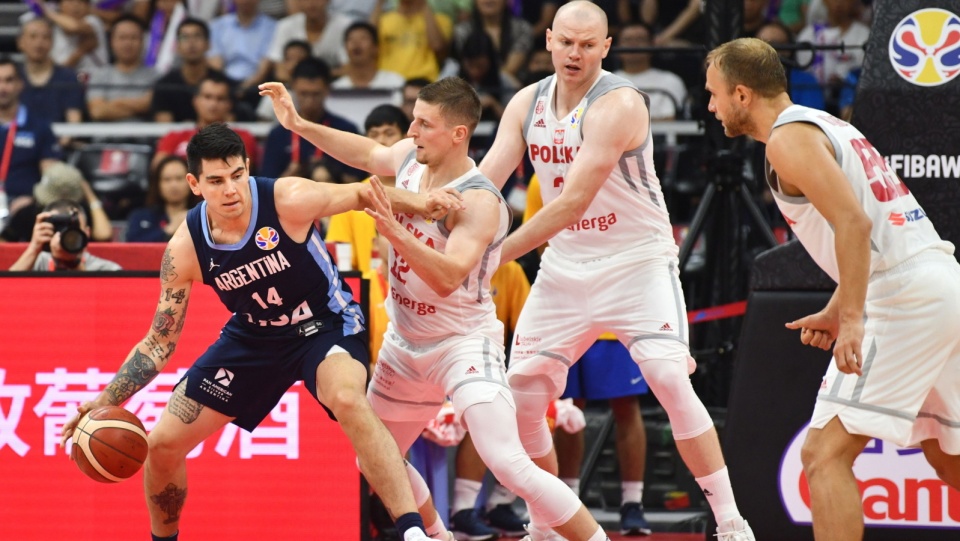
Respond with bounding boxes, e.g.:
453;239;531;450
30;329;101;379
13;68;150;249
695;466;741;524
424;515;448;539
621;481;644;504
485;483;516;509
561;477;580;495
452;478;482;514
587;525;609;541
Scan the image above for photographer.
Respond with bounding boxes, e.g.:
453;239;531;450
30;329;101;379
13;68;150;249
8;199;120;271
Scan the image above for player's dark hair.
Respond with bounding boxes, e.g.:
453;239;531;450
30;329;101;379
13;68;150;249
186;122;248;177
365;104;410;134
418;77;482;135
283;39;311;56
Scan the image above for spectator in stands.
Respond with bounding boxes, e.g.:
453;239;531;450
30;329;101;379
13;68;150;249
742;0;772;38
152;73;259;171
399;77;430;121
87;14;159;122
795;0;869;90
522;48;554;86
8;199;121;271
375;0;453;81
641;0;703;46
614;23;687;120
133;0;188;75
1;162;112;243
755;21;825;111
25;0;109;75
255;40;313;120
456;31;517;121
266;0;354;75
331;22;405;90
16;18;85;125
208;0;276;110
261;59;359;181
0;57;62;220
520;0;560;46
779;0;811;34
151;18;229;123
454;0;533;79
330;0;378;22
125;155;199;242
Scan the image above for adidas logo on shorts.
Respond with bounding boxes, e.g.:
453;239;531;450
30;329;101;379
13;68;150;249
659;323;672;331
465;366;479;375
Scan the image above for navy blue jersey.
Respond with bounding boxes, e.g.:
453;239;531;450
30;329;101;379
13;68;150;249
186;176;364;337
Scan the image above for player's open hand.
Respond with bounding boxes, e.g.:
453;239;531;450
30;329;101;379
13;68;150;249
785;311;838;351
258;82;302;132
423;188;465;221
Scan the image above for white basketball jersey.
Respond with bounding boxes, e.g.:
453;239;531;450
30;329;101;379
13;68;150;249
767;105;954;282
523;71;678;262
386;152;510;343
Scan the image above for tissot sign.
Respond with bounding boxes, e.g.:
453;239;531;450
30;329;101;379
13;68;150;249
780;423;960;528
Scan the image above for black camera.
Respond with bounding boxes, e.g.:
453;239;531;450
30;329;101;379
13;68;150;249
44;211;88;254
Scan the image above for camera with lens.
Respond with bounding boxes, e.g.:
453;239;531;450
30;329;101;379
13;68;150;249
44;211;88;254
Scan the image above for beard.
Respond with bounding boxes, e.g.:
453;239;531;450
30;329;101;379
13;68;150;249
721;105;755;138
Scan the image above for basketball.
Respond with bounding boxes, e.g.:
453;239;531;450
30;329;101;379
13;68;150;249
71;405;149;483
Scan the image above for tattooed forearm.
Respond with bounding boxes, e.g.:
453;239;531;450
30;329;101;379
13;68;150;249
153;306;178;338
160;248;178;283
174;298;189;334
104;350;159;405
150;483;187;525
168;379;204;424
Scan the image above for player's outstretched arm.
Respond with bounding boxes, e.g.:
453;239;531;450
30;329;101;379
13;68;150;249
767;123;872;375
499;88;646;263
479;84;537;190
60;224;200;447
259;81;397;177
366;177;500;297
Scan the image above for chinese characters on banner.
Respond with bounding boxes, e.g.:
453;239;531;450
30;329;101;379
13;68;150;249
0;276;364;541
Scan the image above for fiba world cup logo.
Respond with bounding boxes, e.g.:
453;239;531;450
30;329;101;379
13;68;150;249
255;227;279;250
889;8;960;87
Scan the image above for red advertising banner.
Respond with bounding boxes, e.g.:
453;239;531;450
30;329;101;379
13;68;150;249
0;275;363;541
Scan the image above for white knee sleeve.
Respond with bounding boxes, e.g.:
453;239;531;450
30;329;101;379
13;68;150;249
641;358;714;440
462;395;581;528
509;375;556;458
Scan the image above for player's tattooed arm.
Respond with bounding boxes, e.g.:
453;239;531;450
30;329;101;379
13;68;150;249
160;247;178;283
103;350;159;405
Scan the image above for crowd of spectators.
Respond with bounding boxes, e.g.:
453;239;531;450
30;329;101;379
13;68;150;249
0;0;873;246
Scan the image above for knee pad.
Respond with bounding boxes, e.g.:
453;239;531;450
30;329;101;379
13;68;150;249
510;375;556;458
640;358;714;440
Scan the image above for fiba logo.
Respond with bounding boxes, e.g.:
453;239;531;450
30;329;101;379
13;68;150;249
255;227;279;250
888;8;960;87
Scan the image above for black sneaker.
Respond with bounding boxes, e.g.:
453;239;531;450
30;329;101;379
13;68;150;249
450;509;499;541
619;502;653;536
484;503;527;537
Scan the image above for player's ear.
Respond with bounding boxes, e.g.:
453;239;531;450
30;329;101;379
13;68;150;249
601;36;612;58
186;173;202;196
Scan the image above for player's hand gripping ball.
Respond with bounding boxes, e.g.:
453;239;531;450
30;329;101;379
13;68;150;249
71;405;148;483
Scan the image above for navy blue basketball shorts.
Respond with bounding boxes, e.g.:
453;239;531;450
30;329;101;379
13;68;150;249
180;325;369;431
562;339;649;400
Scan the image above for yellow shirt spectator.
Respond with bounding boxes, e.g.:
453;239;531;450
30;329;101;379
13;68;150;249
377;9;452;81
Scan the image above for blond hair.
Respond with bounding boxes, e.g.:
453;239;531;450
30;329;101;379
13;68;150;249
706;38;787;98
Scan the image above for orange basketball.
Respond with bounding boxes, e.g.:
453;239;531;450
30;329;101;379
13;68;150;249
71;405;148;483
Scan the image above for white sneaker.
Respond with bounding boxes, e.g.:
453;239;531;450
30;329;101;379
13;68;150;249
715;517;755;541
405;528;431;541
520;523;566;540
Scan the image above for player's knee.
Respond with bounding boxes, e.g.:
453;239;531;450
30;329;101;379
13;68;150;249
146;430;189;467
486;453;537;497
324;386;367;419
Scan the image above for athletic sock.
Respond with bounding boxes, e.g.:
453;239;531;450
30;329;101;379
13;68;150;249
621;481;644;504
587;525;609;541
485;482;516;509
151;533;178;541
452;478;482;513
695;466;741;524
396;512;427;540
424;514;449;539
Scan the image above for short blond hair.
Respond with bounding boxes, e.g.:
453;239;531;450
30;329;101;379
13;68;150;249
706;38;787;98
